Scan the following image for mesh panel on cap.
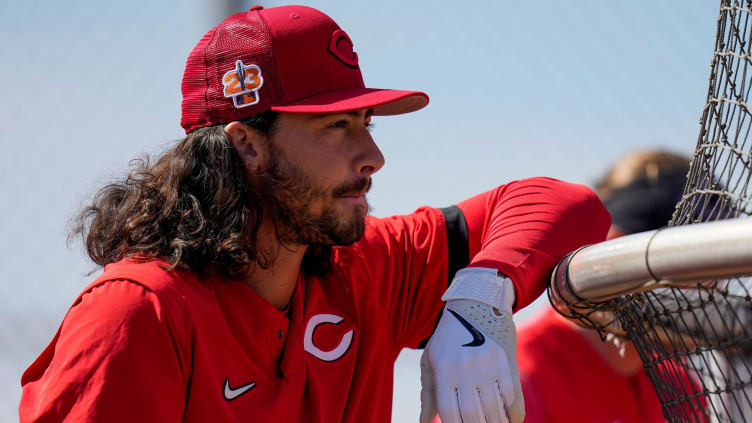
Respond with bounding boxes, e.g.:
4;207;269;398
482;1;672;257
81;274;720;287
181;11;283;133
206;13;283;124
181;27;217;131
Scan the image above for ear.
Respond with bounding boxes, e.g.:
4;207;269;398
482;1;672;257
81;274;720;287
224;121;268;173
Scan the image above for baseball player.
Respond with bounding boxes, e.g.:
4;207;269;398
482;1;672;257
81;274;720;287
517;150;700;423
19;5;610;423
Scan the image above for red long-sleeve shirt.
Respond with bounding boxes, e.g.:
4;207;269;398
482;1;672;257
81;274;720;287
518;309;667;423
20;177;609;422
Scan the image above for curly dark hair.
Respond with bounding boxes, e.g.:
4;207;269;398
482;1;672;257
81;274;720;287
70;110;330;279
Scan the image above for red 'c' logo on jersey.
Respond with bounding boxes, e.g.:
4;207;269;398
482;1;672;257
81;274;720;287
304;313;354;362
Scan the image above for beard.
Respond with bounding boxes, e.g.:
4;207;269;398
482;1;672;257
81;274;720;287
262;143;371;246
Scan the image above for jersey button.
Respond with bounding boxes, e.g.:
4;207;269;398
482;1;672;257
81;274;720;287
277;329;283;339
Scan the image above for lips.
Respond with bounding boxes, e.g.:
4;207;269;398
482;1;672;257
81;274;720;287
334;178;371;198
340;187;367;198
339;192;368;211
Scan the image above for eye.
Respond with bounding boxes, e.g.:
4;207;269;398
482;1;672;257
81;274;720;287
328;120;349;129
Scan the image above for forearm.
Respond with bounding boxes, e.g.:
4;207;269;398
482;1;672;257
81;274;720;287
457;177;610;311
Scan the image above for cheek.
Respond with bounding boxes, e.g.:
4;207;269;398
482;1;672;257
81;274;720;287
276;136;351;195
305;155;349;192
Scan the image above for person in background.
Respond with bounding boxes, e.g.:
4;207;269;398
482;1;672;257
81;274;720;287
516;150;691;423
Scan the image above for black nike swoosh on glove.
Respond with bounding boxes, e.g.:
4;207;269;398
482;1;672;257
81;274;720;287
447;308;485;347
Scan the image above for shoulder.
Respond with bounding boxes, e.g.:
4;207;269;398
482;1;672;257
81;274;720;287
72;258;195;325
20;275;192;417
328;207;449;287
330;207;447;269
66;280;169;335
69;259;208;336
357;207;446;249
84;258;207;309
20;259;207;390
60;262;195;367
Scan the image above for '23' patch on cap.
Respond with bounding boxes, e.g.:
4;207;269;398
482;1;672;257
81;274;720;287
222;60;264;108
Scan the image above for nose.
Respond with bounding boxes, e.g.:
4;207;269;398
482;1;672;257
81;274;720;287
356;131;385;177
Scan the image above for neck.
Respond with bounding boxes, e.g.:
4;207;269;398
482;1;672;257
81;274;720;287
244;220;307;310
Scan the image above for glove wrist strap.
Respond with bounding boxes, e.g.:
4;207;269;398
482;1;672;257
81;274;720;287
441;267;516;313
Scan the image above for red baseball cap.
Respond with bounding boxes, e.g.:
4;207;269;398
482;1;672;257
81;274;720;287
181;5;429;133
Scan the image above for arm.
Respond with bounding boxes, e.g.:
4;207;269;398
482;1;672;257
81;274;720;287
458;176;611;311
19;281;187;423
421;177;610;423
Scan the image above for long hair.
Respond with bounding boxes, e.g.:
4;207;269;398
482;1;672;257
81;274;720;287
70;111;330;279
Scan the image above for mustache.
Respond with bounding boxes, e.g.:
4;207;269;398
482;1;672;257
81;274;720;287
332;177;372;197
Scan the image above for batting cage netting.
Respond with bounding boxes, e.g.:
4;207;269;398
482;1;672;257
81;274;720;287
552;1;752;422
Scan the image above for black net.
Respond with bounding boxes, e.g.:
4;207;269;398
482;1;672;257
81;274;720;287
619;281;752;422
636;1;752;420
552;1;752;421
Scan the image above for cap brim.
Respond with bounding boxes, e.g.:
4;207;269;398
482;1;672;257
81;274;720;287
271;87;429;115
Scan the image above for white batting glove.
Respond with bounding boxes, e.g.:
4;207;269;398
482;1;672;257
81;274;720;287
420;267;524;423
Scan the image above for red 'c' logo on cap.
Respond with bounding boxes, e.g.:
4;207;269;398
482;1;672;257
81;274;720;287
328;29;359;68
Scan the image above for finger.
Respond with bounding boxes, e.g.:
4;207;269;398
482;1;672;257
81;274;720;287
504;376;525;423
491;348;520;422
436;379;463;423
419;352;438;423
457;384;487;423
495;361;515;406
477;381;507;423
495;377;520;423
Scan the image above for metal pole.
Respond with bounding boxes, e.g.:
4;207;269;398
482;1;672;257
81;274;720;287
550;218;752;306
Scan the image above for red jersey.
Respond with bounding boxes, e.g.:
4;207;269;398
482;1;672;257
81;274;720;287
20;177;610;422
517;308;666;423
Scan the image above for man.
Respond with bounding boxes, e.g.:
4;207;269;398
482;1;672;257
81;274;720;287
517;150;697;423
19;5;610;423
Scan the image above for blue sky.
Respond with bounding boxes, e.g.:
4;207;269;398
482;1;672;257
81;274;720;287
0;0;720;421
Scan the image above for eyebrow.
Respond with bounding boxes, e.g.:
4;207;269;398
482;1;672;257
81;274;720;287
310;109;374;121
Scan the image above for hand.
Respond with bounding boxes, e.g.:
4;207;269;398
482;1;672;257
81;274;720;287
419;268;524;423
